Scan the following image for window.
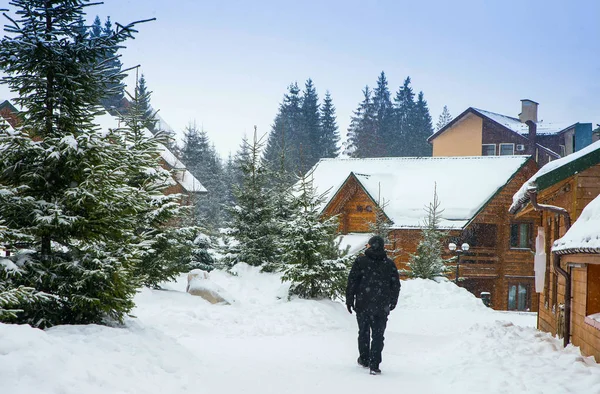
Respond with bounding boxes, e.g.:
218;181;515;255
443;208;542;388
461;223;497;248
499;143;515;155
482;144;496;156
508;283;530;311
510;223;532;249
559;145;566;157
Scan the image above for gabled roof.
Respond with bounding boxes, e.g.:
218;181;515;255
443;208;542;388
309;156;530;230
428;107;577;143
510;139;600;214
94;113;207;194
553;194;600;255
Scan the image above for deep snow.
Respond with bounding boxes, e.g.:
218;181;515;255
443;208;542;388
2;264;599;394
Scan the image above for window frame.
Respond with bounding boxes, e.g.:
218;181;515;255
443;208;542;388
507;282;531;311
499;143;515;156
509;222;533;250
482;144;496;156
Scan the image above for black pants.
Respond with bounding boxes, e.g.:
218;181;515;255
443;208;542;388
356;312;388;369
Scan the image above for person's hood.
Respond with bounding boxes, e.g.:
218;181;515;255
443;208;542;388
365;247;387;261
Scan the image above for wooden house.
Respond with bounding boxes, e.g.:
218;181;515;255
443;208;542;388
428;99;593;166
309;155;539;311
0;100;206;202
509;140;600;358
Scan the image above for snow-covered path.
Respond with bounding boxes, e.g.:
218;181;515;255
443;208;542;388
2;264;600;394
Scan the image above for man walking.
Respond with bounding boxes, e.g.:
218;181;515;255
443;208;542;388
346;235;400;375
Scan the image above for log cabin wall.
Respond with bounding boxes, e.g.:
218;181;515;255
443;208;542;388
322;175;377;234
530;164;600;346
566;261;600;362
462;158;540;311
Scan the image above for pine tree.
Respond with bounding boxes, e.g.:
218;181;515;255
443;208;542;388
319;90;339;158
97;16;124;112
406;185;452;279
372;71;394;156
409;91;433;157
136;73;157;131
280;172;352;300
180;123;226;228
300;78;321;171
344;86;376;157
223;130;279;270
0;1;153;327
436;105;453;131
392;77;415;156
263;83;302;180
117;83;213;288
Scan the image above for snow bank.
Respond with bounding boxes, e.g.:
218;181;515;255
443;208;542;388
1;264;599;394
553;194;600;253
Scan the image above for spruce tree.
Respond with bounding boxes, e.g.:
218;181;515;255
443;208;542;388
436;105;453;131
136;73;157;131
372;71;394;156
180;123;226;228
344;86;376;158
406;185;452;279
392;77;415;156
280;172;352;300
409;91;433;157
97;16;124;112
117;83;213;288
319;90;339;158
223;130;279;270
263;83;303;180
300;78;321;172
0;1;152;327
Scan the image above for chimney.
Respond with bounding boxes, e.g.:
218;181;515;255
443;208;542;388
519;99;538;123
526;120;537;158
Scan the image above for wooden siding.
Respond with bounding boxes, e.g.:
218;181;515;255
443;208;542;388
321;159;540;311
526;163;600;359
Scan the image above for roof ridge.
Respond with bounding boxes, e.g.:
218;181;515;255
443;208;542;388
472;107;521;122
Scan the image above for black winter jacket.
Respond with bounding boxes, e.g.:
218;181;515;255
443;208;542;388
346;247;401;315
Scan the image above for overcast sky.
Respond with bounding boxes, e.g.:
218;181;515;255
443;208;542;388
1;0;599;157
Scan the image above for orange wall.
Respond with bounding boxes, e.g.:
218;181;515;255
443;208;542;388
432;114;483;157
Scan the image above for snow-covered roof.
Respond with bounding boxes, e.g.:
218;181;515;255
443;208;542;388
510;139;600;213
472;108;573;136
310;156;529;230
94;112;207;194
552;194;600;254
336;233;370;255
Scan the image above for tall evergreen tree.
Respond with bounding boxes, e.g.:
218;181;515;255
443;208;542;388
406;185;452;279
0;1;152;327
118;83;213;288
300;78;321;172
223;131;279;270
344;86;376;157
410;91;433;157
263;83;302;179
135;73;157;131
372;71;394;156
180;123;226;228
319;90;339;158
97;16;124;111
280;172;352;300
436;105;453;131
392;77;415;156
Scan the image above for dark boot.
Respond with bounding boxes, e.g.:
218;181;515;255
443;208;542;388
369;367;381;375
357;357;369;368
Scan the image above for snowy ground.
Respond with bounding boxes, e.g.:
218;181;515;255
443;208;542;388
2;264;600;394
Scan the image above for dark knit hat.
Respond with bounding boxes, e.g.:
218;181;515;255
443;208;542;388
368;236;385;251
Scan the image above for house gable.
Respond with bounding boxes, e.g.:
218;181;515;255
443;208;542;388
431;111;483;157
322;173;380;234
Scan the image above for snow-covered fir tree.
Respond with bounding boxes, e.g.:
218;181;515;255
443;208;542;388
436;105;453;131
223;130;279;271
392;77;415;156
280;172;352;300
117;83;214;288
406;185;453;279
344;86;376;157
0;1;157;327
410;91;434;157
180;122;226;229
318;90;340;158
